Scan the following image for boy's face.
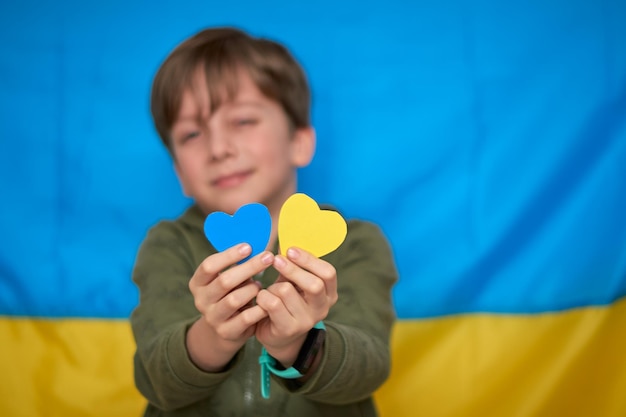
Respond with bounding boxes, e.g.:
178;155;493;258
170;70;315;217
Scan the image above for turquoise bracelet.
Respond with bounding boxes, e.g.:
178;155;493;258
258;321;326;399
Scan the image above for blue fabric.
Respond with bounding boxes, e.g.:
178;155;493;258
1;0;625;319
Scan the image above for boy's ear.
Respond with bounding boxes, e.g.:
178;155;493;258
291;127;316;167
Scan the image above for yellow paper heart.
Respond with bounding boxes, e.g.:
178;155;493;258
278;193;347;257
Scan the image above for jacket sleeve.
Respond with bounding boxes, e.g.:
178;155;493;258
276;220;398;404
130;221;241;411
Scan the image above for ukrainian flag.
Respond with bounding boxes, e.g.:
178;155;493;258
1;1;625;417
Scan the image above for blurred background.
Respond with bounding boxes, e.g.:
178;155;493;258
1;0;625;416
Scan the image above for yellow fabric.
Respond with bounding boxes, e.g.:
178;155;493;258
0;318;145;417
375;296;626;417
2;299;625;417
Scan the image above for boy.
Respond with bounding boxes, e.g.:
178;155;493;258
131;27;397;417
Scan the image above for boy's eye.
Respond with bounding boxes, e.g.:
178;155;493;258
180;131;200;142
233;118;257;127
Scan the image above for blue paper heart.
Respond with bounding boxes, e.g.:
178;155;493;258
203;203;272;263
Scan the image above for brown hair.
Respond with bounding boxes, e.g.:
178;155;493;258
150;27;311;153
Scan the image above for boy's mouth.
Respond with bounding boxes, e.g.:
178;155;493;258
212;170;253;188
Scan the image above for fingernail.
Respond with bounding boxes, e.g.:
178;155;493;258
287;247;299;259
239;244;251;255
261;252;273;265
274;255;287;268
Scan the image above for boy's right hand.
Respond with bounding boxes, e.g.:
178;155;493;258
186;243;273;372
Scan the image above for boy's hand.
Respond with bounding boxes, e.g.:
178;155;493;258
186;243;273;372
255;247;338;367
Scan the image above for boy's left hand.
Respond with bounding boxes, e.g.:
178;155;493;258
255;247;338;367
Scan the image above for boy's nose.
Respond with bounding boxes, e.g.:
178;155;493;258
207;132;235;161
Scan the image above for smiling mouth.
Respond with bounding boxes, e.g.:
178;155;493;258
212;170;252;188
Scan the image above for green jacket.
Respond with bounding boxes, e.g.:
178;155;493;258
131;204;397;417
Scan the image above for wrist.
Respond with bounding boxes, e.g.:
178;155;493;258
263;333;308;368
258;321;327;397
186;319;244;372
290;321;326;376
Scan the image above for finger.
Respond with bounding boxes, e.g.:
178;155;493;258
213;280;263;322
273;253;330;304
193;277;256;321
209;250;274;297
214;304;268;341
190;243;253;288
255;288;293;326
286;247;338;303
266;282;313;332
